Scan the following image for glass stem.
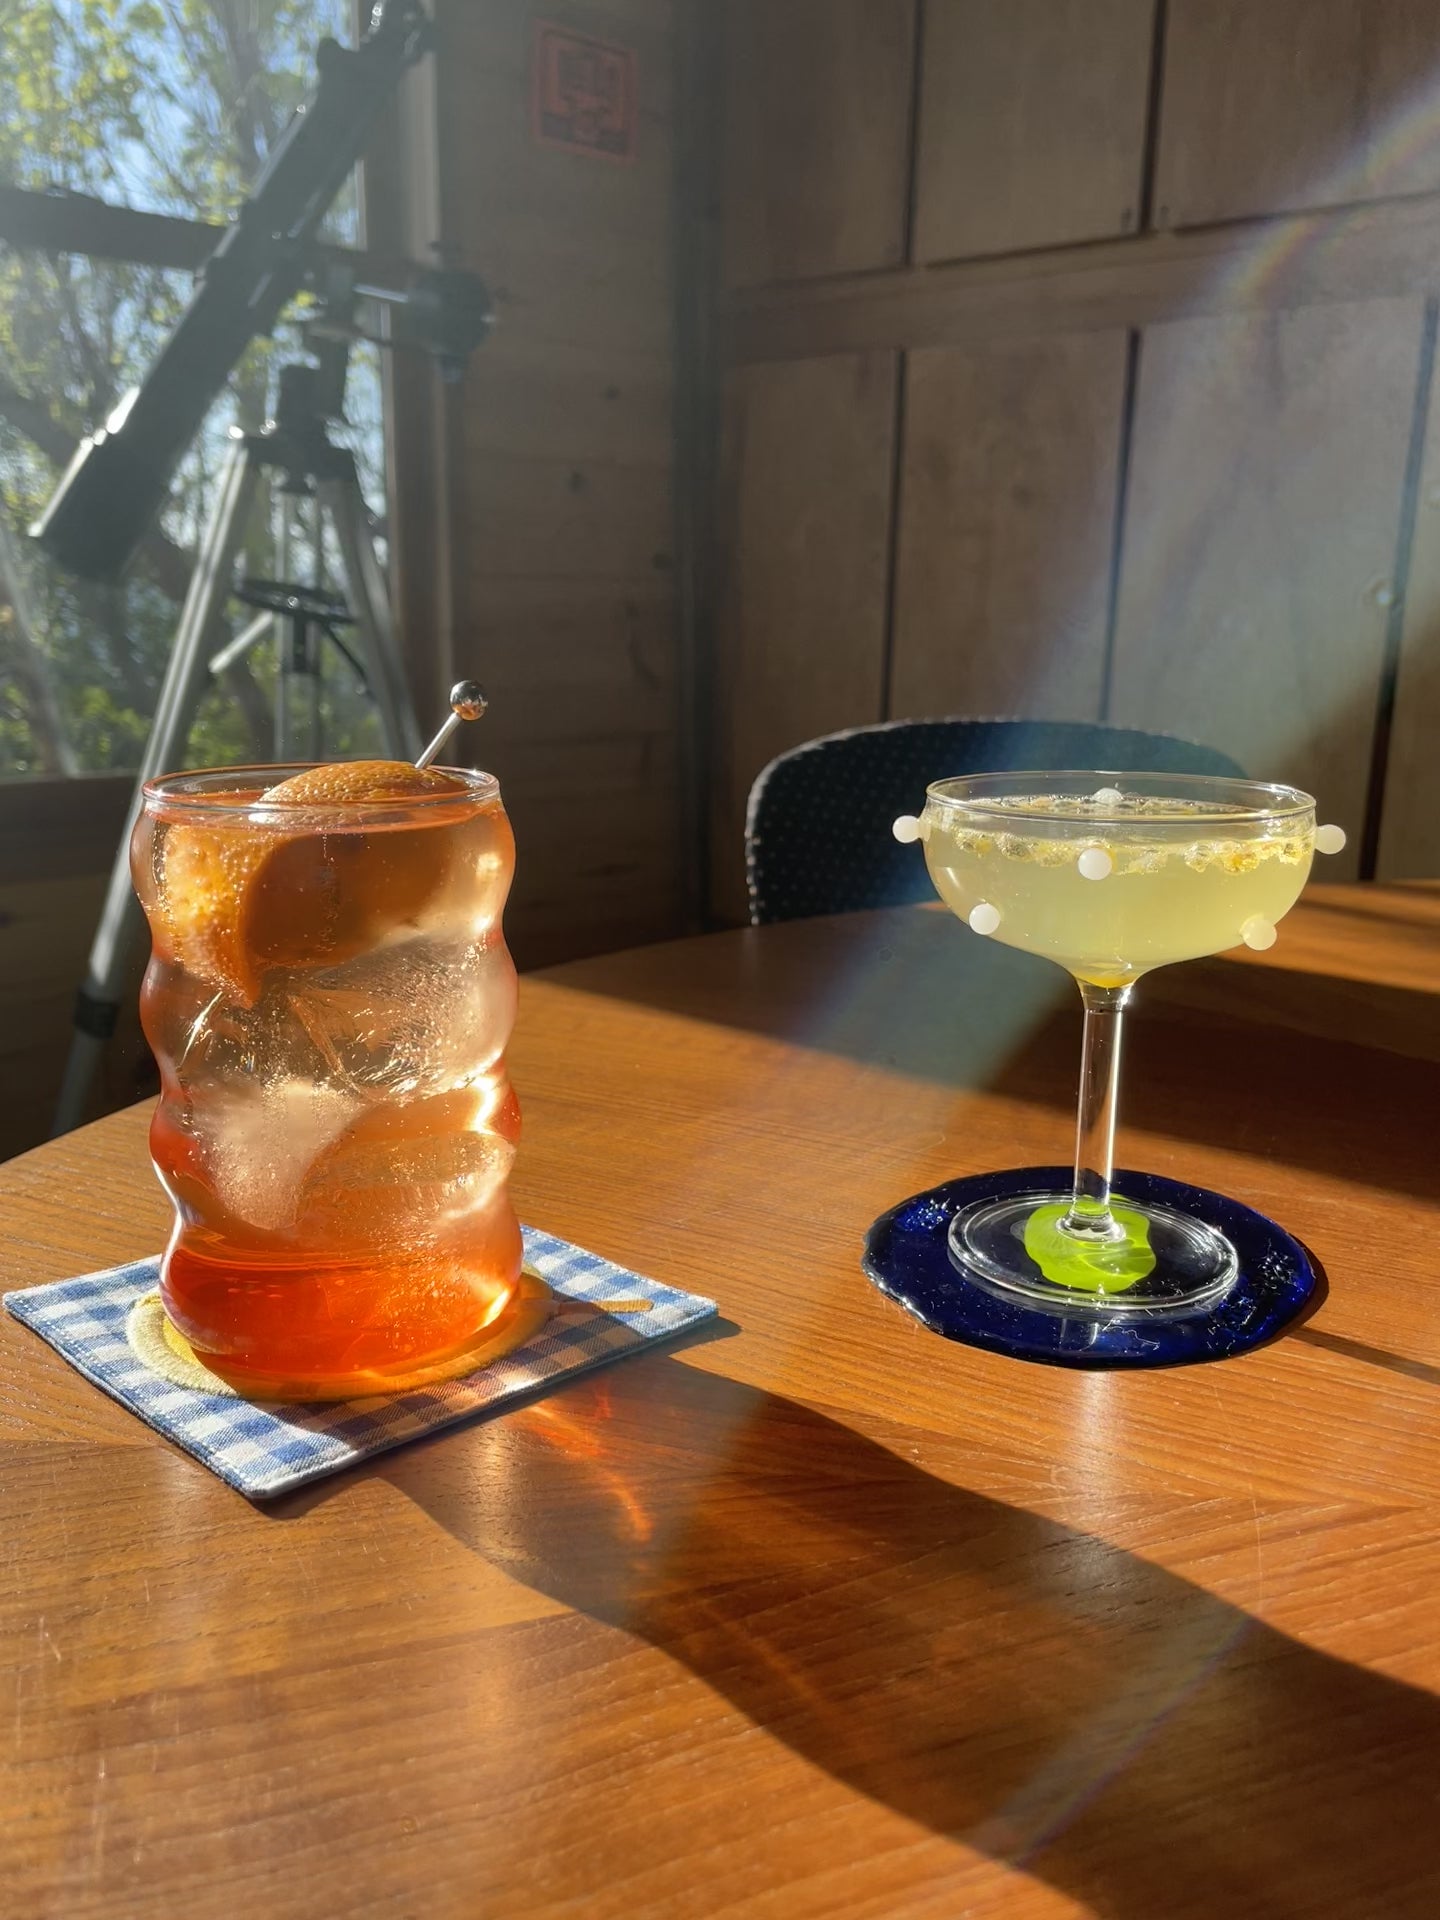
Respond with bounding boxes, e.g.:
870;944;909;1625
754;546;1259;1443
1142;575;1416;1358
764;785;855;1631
1062;981;1133;1239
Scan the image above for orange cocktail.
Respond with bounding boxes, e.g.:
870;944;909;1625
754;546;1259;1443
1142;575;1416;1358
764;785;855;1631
131;760;522;1398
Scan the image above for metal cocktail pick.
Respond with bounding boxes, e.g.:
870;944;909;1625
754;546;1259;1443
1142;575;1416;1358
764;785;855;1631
415;679;488;769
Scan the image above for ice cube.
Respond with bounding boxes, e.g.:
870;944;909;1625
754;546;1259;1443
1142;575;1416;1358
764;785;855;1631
283;934;517;1095
297;1098;516;1246
197;1080;362;1233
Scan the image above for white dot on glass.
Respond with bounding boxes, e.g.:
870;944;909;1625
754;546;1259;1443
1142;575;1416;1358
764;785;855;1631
968;902;1001;936
1077;846;1113;881
1315;823;1346;856
1091;786;1124;806
892;814;922;844
1242;915;1277;950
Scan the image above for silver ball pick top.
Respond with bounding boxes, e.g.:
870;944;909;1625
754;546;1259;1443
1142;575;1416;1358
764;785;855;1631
415;679;488;769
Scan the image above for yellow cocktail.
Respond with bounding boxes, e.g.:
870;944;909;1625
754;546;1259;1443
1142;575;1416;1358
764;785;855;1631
923;792;1316;987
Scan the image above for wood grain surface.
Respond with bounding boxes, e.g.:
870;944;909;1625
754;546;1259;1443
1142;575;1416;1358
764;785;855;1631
434;0;685;968
0;778;153;1160
1109;297;1427;866
710;353;898;921
913;0;1154;263
890;332;1128;724
1377;323;1440;883
4;886;1440;1917
724;193;1440;368
1153;0;1440;228
721;0;916;288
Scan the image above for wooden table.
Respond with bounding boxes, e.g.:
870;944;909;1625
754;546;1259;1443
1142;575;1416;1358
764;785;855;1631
5;886;1440;1919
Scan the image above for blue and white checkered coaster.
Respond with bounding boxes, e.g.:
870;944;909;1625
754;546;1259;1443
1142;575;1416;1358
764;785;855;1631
4;1227;717;1501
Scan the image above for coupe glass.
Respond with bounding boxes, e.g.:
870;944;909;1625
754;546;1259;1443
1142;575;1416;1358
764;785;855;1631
901;771;1324;1320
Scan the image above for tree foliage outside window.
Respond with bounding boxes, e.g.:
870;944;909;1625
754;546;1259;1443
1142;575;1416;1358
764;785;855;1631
0;0;387;780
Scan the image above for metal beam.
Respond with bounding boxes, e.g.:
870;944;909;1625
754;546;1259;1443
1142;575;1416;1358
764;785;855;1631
0;183;419;291
0;185;219;271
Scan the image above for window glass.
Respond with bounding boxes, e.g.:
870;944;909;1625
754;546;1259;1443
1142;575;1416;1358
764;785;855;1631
0;1;388;779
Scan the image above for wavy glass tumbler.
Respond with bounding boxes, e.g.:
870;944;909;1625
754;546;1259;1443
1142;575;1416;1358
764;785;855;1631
131;765;522;1398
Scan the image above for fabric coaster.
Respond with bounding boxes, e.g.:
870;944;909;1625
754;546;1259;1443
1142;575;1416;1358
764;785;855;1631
4;1227;718;1499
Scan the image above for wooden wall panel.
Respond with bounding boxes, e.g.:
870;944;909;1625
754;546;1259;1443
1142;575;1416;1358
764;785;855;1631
0;875;146;1159
457;580;680;963
436;0;683;965
461;337;671;468
913;0;1155;264
465;459;674;583
710;354;898;921
722;0;917;289
890;332;1129;722
1154;0;1440;229
1110;299;1428;875
1377;348;1440;879
726;195;1440;368
0;777;154;1161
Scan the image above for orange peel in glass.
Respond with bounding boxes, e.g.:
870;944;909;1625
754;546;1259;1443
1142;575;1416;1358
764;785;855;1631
156;760;466;1006
296;1090;517;1249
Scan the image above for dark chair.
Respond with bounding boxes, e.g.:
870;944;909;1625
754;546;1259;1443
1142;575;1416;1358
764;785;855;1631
744;717;1246;925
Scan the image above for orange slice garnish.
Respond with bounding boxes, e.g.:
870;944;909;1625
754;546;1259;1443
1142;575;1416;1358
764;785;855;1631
295;1091;516;1248
264;760;461;807
157;760;466;1005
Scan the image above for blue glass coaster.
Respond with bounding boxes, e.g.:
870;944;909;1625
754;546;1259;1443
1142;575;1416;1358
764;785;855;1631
863;1166;1316;1368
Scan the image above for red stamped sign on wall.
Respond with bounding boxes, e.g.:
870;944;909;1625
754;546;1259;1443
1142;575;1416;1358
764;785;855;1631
532;21;638;162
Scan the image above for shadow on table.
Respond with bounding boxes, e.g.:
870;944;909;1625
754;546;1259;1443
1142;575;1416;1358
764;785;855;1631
368;1354;1439;1918
550;909;1440;1209
1291;1324;1440;1387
